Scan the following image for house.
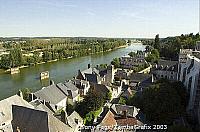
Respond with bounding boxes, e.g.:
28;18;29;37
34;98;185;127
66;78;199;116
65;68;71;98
111;81;123;99
0;95;33;132
34;82;80;111
178;53;200;119
93;106;143;132
120;56;147;69
34;84;68;111
0;95;73;132
121;87;133;99
11;105;73;132
114;69;129;80
67;111;84;132
111;104;140;118
90;83;110;97
151;59;178;81
72;79;90;96
129;73;153;91
98;65;115;85
76;64;102;84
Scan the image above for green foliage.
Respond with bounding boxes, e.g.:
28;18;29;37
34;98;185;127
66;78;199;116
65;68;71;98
128;52;136;57
0;38;126;69
42;51;52;62
0;55;11;69
19;88;31;102
76;91;104;117
145;49;160;63
99;64;108;69
128;80;187;124
118;97;127;105
10;48;23;67
154;34;160;50
84;108;102;125
111;58;120;68
132;63;149;73
159;33;200;60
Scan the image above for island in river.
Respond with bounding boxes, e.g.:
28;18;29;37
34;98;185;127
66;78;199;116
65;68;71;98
0;43;145;100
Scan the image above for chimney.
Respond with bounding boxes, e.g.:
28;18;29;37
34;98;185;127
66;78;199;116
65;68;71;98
88;64;91;69
122;110;127;118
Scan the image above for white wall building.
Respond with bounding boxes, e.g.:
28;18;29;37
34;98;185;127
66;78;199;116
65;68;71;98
178;54;200;117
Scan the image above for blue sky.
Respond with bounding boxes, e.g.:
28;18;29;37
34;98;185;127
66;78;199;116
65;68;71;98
0;0;199;38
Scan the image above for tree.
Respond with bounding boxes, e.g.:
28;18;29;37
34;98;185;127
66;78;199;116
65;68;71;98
154;34;160;50
18;88;32;102
128;80;187;124
118;97;127;105
111;58;120;68
0;54;11;69
42;51;52;62
10;48;23;67
145;49;160;63
128;52;136;57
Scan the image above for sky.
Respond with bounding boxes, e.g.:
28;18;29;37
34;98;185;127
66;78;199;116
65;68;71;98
0;0;199;38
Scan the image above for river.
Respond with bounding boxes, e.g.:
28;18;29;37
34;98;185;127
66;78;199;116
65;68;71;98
0;43;146;100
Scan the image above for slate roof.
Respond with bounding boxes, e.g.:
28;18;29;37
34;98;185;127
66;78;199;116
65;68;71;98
111;104;139;117
57;82;79;99
64;81;79;91
77;67;101;83
152;59;178;72
11;105;49;132
121;88;133;98
11;105;73;132
129;73;152;83
90;83;110;95
34;84;67;105
0;95;33;126
157;59;178;67
67;111;83;130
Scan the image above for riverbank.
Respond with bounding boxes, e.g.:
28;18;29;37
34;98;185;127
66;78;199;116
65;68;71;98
0;44;129;74
0;43;146;100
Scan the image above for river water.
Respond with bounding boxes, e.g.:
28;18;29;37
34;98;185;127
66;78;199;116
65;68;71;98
0;43;145;100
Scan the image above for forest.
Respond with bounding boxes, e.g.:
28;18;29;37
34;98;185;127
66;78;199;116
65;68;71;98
0;38;126;69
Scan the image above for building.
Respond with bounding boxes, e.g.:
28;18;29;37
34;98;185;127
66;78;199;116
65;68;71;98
67;111;84;132
93;105;143;132
178;54;200;118
72;79;90;96
151;60;178;81
111;104;140;118
0;95;73;132
76;64;115;85
34;82;80;111
76;64;102;84
129;73;154;91
0;95;33;131
120;56;147;69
